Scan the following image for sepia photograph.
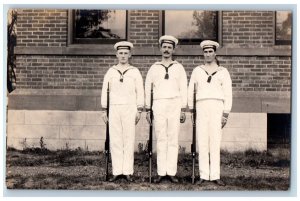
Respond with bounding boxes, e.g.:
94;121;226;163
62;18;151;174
5;6;293;192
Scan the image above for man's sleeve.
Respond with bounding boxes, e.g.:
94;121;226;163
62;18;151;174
222;69;233;113
179;65;188;109
188;68;196;110
135;69;145;109
101;69;110;110
145;66;153;110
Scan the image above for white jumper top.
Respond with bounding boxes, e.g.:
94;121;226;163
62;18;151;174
145;60;188;109
188;65;232;113
101;64;144;109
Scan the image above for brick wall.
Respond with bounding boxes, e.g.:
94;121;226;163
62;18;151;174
129;10;160;47
16;9;67;47
15;55;291;92
222;11;274;47
219;56;291;92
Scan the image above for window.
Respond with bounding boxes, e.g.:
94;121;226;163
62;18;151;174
275;11;292;45
72;10;127;44
162;10;219;45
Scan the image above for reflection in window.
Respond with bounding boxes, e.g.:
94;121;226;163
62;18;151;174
163;10;218;45
275;11;292;45
73;10;127;44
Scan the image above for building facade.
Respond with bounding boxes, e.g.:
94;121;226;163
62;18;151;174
7;9;292;152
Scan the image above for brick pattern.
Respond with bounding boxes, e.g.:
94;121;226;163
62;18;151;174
16;9;67;47
129;10;160;47
16;55;291;92
16;55;114;89
219;56;291;92
222;11;274;47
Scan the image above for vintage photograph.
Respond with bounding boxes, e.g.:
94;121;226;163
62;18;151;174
6;8;292;191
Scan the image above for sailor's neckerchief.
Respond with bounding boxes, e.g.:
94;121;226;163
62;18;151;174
155;60;178;80
199;65;224;83
112;65;135;82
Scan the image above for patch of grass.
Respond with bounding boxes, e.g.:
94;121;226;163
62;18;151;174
21;147;53;155
7;148;102;167
221;148;290;168
224;175;289;190
7;147;290;168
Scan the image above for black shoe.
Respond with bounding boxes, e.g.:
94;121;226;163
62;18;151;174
125;175;134;182
195;178;206;185
212;179;226;186
153;176;163;183
108;175;119;182
168;176;179;183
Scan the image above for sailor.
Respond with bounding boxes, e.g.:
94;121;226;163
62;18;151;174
101;41;144;182
145;35;188;183
188;40;232;186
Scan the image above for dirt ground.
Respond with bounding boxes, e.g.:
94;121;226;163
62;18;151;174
5;147;290;191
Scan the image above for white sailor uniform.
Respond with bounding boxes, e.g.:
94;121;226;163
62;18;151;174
145;60;187;176
101;64;144;175
188;65;232;180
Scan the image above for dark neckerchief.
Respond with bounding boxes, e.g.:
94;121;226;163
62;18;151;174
114;67;132;82
201;66;219;83
159;63;174;79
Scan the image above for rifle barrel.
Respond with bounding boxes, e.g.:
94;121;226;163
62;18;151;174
148;83;153;183
191;83;197;184
105;83;110;181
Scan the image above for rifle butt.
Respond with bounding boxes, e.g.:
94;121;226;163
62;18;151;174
192;157;195;184
149;157;152;183
105;152;109;181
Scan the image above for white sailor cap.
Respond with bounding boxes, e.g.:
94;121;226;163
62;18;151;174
200;40;220;51
159;35;178;47
114;41;133;50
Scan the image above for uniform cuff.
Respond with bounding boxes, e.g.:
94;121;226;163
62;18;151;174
189;109;195;113
223;112;230;118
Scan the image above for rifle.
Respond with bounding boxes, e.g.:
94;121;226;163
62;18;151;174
148;83;154;183
191;83;197;184
104;83;110;181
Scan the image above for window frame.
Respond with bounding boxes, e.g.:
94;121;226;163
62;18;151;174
68;9;129;45
274;11;292;45
160;10;222;46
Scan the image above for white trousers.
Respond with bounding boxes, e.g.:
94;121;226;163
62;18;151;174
196;99;224;180
109;104;137;175
153;98;181;176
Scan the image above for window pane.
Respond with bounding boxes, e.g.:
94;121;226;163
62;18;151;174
164;10;218;43
74;10;126;42
276;11;292;43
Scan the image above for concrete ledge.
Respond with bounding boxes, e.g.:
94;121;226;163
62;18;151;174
15;46;291;56
8;94;101;111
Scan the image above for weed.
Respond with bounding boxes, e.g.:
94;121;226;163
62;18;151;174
179;145;186;154
39;137;46;150
138;142;147;154
20;138;28;150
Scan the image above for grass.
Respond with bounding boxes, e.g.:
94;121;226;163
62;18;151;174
221;148;290;168
6;147;290;190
